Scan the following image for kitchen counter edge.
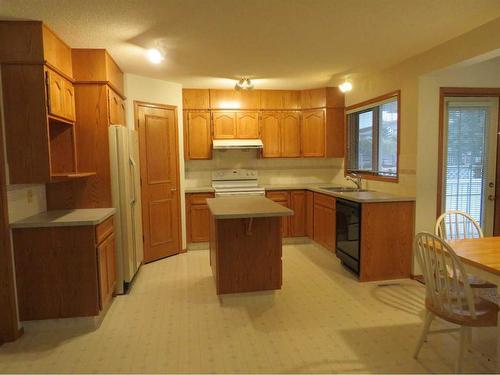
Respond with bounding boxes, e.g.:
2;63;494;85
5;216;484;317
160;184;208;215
10;208;117;229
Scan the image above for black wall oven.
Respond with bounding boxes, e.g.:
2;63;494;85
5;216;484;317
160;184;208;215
335;198;361;275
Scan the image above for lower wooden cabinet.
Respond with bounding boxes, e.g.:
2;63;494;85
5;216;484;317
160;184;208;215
12;215;116;320
313;192;336;251
186;193;215;243
266;190;307;238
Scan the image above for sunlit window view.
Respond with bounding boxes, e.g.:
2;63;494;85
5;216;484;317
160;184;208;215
347;96;399;178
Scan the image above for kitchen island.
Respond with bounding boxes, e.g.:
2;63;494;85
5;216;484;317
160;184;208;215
207;196;293;294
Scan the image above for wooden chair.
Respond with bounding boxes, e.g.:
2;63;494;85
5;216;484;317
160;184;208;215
435;210;496;290
413;232;498;373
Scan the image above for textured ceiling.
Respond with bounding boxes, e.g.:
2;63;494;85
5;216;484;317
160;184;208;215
1;0;500;89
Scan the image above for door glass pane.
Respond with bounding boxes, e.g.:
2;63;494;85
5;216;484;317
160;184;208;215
358;111;373;170
444;104;489;227
378;100;398;175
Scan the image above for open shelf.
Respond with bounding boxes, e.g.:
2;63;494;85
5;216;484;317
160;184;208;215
50;172;96;182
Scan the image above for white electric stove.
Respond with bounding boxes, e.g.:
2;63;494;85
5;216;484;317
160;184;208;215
212;169;265;197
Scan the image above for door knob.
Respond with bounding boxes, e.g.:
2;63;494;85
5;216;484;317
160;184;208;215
171;188;177;192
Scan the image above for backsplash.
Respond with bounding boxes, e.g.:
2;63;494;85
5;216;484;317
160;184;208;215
185;150;343;187
7;184;46;222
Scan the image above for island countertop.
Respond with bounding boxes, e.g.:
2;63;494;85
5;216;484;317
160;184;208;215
10;208;117;228
207;196;293;219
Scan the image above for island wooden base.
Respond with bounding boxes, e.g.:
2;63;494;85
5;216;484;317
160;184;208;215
209;215;282;294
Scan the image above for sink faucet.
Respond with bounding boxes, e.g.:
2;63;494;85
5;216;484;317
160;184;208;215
346;173;362;189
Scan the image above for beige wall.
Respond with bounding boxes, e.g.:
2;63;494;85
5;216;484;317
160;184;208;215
123;73;187;248
417;57;500;234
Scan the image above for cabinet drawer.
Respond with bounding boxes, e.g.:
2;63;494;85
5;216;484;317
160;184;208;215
95;216;114;244
314;192;335;209
188;193;214;205
266;191;289;202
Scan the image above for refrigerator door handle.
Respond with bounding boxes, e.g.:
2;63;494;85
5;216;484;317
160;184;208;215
129;156;137;205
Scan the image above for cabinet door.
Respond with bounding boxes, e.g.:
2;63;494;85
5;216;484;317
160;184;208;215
106;234;116;294
185;111;212;160
97;241;109;309
46;70;65;119
302;109;325;157
213;111;236;139
313;203;335;251
266;191;289;237
62;80;75;121
306;191;314;238
261;112;281;158
190;204;211;242
290;190;306;237
236;111;259;138
281;111;301;157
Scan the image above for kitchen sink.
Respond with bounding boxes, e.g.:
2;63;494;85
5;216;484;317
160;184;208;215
320;187;371;193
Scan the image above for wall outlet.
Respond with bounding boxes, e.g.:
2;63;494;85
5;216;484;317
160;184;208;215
27;189;33;204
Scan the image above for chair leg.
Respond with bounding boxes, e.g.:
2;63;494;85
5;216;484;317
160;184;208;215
414;310;434;359
455;326;467;373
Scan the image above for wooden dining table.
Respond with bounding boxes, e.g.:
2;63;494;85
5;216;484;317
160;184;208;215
448;237;500;370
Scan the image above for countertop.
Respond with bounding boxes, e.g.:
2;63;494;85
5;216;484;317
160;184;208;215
186;184;415;203
207;196;293;219
10;208;117;228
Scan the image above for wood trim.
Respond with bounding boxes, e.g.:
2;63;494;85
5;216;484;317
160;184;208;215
436;88;500;221
344;90;401;183
133;100;183;258
0;101;22;342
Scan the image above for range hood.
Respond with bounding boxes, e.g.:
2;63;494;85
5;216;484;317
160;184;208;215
213;139;263;150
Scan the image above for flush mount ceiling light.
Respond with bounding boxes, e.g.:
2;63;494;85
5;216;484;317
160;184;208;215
146;48;165;64
339;80;353;93
235;78;254;90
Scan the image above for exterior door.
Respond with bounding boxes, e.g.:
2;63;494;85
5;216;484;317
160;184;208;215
137;103;181;262
442;97;499;236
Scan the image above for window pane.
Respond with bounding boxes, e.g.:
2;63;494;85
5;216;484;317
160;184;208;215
378;100;398;175
357;111;373;171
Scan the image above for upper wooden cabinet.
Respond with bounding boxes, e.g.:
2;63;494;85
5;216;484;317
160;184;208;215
260;90;301;110
0;21;73;78
301;87;345;109
302;109;326;157
71;49;124;96
184;111;212;160
210;89;260;110
261;111;301;158
183;89;210;110
46;69;75;122
213;111;237;139
108;87;126;125
213;111;259;139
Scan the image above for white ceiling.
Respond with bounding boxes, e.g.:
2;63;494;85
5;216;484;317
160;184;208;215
2;0;500;89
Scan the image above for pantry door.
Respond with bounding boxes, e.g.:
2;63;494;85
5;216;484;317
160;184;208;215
441;97;499;236
136;102;181;262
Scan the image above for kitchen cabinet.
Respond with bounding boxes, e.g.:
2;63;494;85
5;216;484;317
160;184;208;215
302;109;326;157
261;111;301;158
266;190;307;237
46;69;76;122
182;88;210;110
260;90;301;110
213;111;259;139
108;87;125;125
0;21;98;184
209;89;260;110
184;111;212;160
261;112;281;157
306;191;314;237
313;192;336;251
186;193;215;243
45;49;126;209
266;191;290;237
290;190;307;236
11;213;116;320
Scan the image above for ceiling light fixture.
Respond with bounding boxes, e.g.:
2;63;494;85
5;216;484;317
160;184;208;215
146;48;165;64
339;80;353;93
235;78;254;90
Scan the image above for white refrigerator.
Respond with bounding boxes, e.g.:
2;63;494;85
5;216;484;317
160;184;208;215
109;125;143;294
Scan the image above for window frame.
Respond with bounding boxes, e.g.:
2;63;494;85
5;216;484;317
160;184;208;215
344;90;401;183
